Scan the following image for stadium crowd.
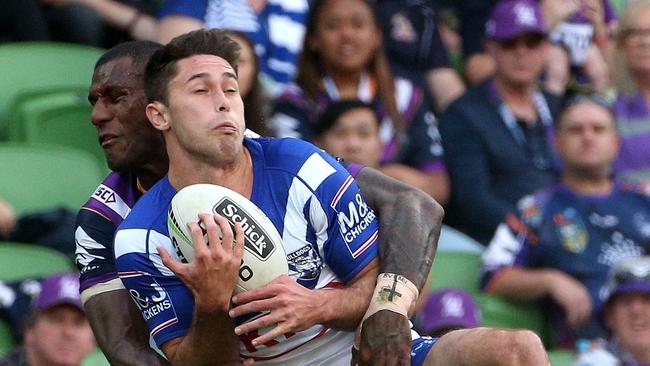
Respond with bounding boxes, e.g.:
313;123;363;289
1;0;650;365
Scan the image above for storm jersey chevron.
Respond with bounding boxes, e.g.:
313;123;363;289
75;172;141;292
114;137;379;364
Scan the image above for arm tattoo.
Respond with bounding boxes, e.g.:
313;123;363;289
355;167;444;290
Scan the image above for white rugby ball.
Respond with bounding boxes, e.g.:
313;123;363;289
167;184;288;294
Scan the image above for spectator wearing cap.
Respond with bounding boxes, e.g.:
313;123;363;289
481;94;650;348
414;288;481;338
573;256;650;366
439;0;561;245
0;272;95;366
314;100;438;194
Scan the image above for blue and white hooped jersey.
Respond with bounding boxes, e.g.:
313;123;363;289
114;137;379;364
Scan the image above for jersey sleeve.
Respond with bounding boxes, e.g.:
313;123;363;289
479;195;541;290
75;208;120;292
308;151;379;283
114;227;195;348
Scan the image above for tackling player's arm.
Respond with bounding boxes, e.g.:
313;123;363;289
84;289;170;366
76;209;170;366
353;167;444;366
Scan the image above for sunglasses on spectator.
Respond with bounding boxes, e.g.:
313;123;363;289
497;34;546;50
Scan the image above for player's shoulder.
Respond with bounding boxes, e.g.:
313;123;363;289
118;176;175;231
251;136;336;171
79;171;139;225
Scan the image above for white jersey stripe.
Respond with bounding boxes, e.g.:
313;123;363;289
94;183;132;220
352;231;378;259
330;175;354;209
297;153;336;191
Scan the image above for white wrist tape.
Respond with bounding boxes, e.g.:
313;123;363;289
363;273;419;321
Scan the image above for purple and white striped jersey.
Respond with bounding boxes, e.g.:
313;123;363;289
75;172;142;293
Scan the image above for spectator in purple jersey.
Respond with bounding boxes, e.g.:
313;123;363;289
270;0;450;206
481;94;650;348
612;0;650;185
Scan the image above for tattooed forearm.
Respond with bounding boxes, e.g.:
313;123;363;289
355;167;444;290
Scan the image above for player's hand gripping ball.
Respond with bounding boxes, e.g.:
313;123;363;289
168;184;288;294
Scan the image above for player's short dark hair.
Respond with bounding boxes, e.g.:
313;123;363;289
95;40;162;75
145;29;241;105
315;99;379;136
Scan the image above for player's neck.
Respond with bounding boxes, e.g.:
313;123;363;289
561;170;613;195
136;156;169;191
169;147;254;198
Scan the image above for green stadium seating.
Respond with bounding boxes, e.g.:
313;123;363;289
0;42;103;136
5;88;108;172
429;250;482;296
548;350;576;366
0;143;104;215
0;242;74;355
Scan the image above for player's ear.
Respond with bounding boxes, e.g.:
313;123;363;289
146;101;170;131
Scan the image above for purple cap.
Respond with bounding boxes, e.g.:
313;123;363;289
485;0;547;41
416;288;480;335
34;272;83;312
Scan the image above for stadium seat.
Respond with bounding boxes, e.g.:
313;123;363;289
0;42;103;135
5;88;108;172
0;143;104;215
476;293;553;348
0;321;13;356
0;241;74;355
438;224;484;254
547;350;576;366
429;251;482;296
0;242;73;281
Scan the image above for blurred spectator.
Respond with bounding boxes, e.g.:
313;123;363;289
271;0;450;205
458;0;614;92
157;0;309;96
414;288;481;338
0;272;95;366
374;0;465;112
480;94;650;348
0;195;77;257
544;0;615;94
612;0;650;185
49;0;161;43
0;0;159;48
314;99;439;195
572;256;650;366
439;0;560;244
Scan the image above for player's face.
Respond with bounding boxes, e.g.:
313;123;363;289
311;0;381;75
230;34;256;98
486;33;549;88
555;100;619;175
605;293;650;355
24;305;95;366
316;108;382;167
621;7;650;75
89;57;165;172
163;55;246;164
